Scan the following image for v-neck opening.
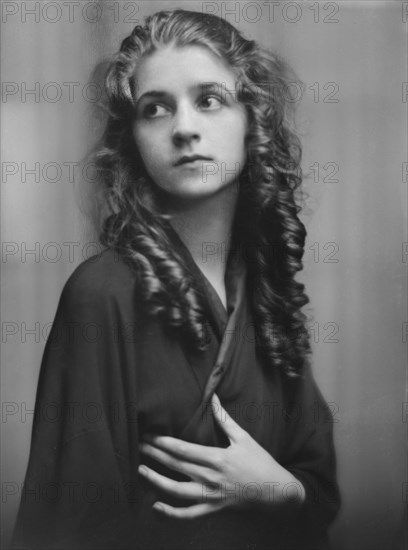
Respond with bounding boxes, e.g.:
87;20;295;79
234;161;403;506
165;222;245;342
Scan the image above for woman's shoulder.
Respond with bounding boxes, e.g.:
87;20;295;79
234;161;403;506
60;247;138;306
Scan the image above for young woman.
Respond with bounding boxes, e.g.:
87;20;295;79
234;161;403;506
12;9;340;550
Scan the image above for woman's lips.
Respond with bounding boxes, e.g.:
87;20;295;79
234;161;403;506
176;159;213;169
174;155;213;166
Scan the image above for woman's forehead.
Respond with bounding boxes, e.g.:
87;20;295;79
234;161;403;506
132;44;238;99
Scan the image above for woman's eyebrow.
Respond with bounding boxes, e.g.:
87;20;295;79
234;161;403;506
135;90;167;106
135;82;229;105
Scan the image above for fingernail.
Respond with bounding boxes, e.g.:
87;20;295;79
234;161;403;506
138;465;148;476
153;503;164;513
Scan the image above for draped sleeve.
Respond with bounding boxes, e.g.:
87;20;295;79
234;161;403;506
12;251;143;550
282;365;341;549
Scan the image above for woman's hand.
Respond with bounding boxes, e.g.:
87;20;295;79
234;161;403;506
138;393;305;519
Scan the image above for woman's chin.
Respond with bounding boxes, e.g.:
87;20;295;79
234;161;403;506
156;180;239;203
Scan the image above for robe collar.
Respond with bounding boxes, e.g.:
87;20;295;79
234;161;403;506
165;222;246;343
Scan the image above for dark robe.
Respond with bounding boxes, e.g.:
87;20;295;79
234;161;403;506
12;225;340;550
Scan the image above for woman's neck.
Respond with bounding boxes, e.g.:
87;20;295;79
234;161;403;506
159;185;239;305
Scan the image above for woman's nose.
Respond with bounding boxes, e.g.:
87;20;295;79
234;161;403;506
171;104;200;146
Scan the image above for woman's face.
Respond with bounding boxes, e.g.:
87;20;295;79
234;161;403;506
132;45;248;200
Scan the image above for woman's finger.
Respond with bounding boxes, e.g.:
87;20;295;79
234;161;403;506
210;393;245;443
143;434;220;467
152;500;226;519
138;465;220;501
140;442;216;482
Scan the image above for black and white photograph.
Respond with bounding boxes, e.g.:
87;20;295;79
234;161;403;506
1;1;407;549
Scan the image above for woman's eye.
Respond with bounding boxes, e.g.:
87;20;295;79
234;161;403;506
142;103;169;119
199;95;224;110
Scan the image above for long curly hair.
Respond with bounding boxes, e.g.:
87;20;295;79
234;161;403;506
92;9;311;377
